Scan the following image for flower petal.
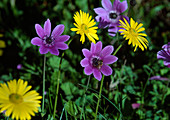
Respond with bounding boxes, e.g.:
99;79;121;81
84;66;93;75
39;46;49;54
103;55;118;64
90;42;96;53
102;0;112;11
56;35;70;42
35;24;45;38
93;69;102;81
108;25;118;37
52;24;65;38
117;0;128;13
55;42;68;50
44;19;51;36
82;49;92;58
94;7;107;15
31;37;42;46
100;64;112;76
95;41;102;53
80;58;89;67
101;45;114;57
49;47;59;56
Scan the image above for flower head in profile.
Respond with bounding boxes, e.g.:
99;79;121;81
157;42;170;68
0;79;42;120
71;10;99;44
94;0;128;36
0;34;6;56
31;19;70;55
132;103;140;109
119;18;148;51
80;41;118;81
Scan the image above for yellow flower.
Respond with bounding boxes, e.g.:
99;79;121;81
71;10;99;44
119;18;148;51
0;79;42;120
0;34;6;56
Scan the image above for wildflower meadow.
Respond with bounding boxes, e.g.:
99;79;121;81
0;0;170;120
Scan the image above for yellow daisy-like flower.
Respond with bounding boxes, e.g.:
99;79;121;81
119;18;148;51
0;79;42;120
71;10;99;44
0;34;6;56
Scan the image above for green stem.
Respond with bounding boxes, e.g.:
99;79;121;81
42;54;46;115
95;75;105;120
80;75;91;119
113;41;125;56
53;39;73;119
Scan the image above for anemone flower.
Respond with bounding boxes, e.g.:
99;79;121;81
94;0;128;36
80;41;118;81
157;42;170;68
31;19;70;55
71;10;99;44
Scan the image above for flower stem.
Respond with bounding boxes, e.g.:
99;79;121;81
95;75;105;120
42;54;46;115
80;75;91;119
113;41;125;56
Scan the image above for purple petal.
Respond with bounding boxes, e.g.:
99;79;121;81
103;55;118;64
102;0;112;11
117;0;128;13
100;64;112;76
84;66;93;75
93;69;102;81
95;41;102;53
149;76;169;81
44;19;51;36
94;8;107;15
108;25;118;37
101;45;114;57
35;24;45;38
31;37;42;46
82;49;92;58
90;42;96;53
39;46;49;54
52;24;65;38
56;35;70;42
49;47;59;56
132;103;140;109
55;42;68;50
80;58;89;67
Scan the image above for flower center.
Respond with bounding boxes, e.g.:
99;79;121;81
129;28;138;37
92;58;103;68
109;12;118;19
81;24;89;33
43;36;55;47
9;93;23;104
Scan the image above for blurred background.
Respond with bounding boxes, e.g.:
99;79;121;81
0;0;170;119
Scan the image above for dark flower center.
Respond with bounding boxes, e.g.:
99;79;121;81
46;37;53;44
92;58;103;68
109;13;118;19
43;36;55;47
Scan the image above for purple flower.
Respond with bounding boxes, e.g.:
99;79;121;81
149;76;169;81
94;0;129;36
132;103;140;109
17;64;22;70
157;42;170;68
31;19;70;55
80;41;118;81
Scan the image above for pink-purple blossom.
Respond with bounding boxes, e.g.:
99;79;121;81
94;0;129;36
157;42;170;68
80;41;118;81
31;19;70;55
132;103;140;109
